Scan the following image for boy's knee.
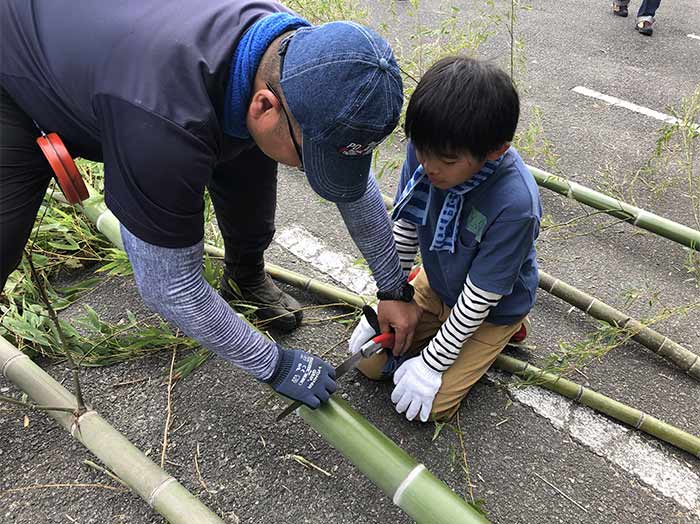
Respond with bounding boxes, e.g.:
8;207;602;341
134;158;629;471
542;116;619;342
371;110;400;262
430;402;461;422
356;356;388;381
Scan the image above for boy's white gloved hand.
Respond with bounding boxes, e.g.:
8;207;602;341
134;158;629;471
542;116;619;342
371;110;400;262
348;308;378;355
391;355;442;422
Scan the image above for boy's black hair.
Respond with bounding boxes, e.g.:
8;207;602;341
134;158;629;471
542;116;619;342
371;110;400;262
404;56;519;161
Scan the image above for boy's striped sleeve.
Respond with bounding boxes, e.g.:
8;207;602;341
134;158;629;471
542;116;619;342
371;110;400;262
422;274;502;372
392;218;419;276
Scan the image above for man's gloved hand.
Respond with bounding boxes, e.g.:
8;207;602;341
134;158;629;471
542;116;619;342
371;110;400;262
391;355;442;422
348;307;378;355
266;346;337;409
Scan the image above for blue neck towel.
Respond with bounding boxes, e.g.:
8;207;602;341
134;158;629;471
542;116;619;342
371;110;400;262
392;157;502;252
223;13;310;138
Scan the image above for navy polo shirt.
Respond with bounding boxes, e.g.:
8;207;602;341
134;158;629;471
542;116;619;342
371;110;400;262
396;143;542;325
1;0;292;247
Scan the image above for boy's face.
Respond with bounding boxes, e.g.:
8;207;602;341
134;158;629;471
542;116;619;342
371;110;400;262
415;149;485;190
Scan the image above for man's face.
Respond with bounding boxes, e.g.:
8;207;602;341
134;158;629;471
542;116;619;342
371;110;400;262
415;149;484;190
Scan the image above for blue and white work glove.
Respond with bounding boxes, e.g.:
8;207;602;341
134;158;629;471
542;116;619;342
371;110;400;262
348;307;378;355
391;355;442;422
266;345;337;409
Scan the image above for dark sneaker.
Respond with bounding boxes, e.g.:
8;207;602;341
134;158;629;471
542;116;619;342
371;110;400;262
612;3;628;17
636;18;654;35
220;273;303;332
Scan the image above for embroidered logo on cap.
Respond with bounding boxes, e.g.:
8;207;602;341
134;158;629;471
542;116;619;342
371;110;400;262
338;141;380;157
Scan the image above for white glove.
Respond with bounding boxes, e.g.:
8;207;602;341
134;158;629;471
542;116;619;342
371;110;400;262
348;309;378;355
391;355;442;422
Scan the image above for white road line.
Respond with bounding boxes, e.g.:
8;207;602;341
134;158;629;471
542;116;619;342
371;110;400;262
274;226;377;296
572;86;700;131
489;371;700;519
688;34;700;41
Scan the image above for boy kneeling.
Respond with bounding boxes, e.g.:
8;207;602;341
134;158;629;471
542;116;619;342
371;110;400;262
350;57;542;422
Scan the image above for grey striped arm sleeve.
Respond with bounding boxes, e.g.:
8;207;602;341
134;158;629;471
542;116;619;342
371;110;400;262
392;218;419;276
120;224;280;381
336;174;405;292
422;275;502;373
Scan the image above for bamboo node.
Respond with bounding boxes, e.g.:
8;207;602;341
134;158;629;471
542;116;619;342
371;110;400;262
148;476;177;507
635;413;646;429
2;353;30;377
392;463;426;506
574;386;584;402
71;410;98;437
95;209;110;234
687;356;700;379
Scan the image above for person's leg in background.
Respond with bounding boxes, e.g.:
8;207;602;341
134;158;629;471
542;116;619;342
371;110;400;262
612;0;630;17
209;146;302;332
0;88;54;294
636;0;661;35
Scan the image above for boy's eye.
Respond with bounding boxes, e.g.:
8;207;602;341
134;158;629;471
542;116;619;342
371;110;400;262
441;158;458;165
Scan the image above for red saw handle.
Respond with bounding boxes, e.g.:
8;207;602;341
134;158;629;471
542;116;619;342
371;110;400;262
372;332;395;349
36;132;89;204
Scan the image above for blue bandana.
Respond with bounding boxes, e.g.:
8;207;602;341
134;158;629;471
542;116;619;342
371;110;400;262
391;157;502;252
223;13;310;138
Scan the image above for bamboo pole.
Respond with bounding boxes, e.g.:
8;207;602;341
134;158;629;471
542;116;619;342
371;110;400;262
538;271;700;380
527;165;700;252
0;336;225;524
258;262;700;458
299;397;488;523
378;190;700;381
493;354;700;458
72;192;488;523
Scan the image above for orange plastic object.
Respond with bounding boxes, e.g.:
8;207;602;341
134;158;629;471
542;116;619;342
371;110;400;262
36;132;89;204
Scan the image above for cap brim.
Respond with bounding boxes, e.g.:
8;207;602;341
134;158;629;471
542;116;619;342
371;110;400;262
302;137;371;203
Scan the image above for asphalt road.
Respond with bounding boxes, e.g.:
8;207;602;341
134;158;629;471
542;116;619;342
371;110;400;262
1;1;699;523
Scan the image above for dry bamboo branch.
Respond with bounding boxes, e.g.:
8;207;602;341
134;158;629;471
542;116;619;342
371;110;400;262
160;347;177;468
538;271;700;380
24;249;87;413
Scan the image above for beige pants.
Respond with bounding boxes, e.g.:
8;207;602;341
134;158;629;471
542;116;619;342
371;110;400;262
357;268;527;421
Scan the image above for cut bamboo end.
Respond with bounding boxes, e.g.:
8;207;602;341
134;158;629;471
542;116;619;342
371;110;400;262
0;336;225;524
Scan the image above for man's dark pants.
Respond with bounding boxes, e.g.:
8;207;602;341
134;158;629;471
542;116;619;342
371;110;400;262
0;88;277;291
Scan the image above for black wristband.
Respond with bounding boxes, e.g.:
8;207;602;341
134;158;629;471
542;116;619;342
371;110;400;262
376;281;414;302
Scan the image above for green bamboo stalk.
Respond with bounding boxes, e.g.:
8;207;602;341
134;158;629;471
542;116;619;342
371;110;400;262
299;397;489;523
256;262;700;458
74;192;489;523
527;165;700;251
0;336;225;524
538;271;700;380
493;354;700;458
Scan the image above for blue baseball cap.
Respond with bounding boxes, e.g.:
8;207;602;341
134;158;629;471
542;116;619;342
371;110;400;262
280;22;403;202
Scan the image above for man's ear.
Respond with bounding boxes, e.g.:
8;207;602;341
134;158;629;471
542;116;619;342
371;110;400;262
246;89;278;127
485;142;510;160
